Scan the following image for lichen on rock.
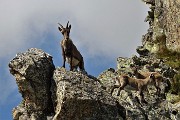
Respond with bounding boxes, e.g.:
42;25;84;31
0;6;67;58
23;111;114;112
98;55;179;119
52;67;124;120
9;48;55;119
141;0;180;54
9;47;180;119
9;49;125;120
9;0;180;119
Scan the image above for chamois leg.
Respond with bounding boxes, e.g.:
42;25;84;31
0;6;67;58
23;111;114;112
111;85;119;95
73;66;78;72
117;84;126;96
139;90;147;104
79;58;85;71
62;59;66;68
62;48;66;68
70;66;73;71
69;65;77;71
70;56;73;71
155;83;161;96
157;87;161;96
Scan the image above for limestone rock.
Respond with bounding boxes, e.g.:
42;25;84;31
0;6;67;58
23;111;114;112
9;48;55;120
97;68;117;93
9;48;125;120
142;0;180;53
9;0;180;118
98;55;179;119
52;67;124;120
10;47;179;120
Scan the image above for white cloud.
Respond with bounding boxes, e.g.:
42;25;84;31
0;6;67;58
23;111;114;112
0;0;149;58
0;0;149;107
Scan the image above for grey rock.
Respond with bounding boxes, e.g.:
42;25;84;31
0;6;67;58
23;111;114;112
10;47;179;120
9;48;55;120
52;67;124;120
99;54;179;120
141;0;180;53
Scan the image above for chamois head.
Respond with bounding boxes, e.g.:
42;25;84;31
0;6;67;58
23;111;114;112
149;73;155;82
58;21;71;40
131;66;138;73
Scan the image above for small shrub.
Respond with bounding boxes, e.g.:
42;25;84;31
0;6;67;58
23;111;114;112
171;74;180;95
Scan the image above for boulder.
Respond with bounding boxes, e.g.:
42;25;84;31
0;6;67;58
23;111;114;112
52;67;124;120
9;48;55;119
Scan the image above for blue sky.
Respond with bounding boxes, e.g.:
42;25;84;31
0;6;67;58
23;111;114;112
0;0;149;119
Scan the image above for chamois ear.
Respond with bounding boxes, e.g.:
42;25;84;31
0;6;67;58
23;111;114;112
150;73;155;78
58;23;64;32
66;21;69;29
69;24;71;30
58;27;62;32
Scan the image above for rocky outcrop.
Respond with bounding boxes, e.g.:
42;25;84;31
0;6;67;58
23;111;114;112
138;0;180;54
9;48;55;119
9;48;180;120
52;67;124;120
98;55;180;120
9;48;125;120
9;1;180;119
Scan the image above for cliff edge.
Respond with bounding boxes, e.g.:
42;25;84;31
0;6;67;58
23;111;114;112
9;48;180;120
139;0;180;54
9;0;180;119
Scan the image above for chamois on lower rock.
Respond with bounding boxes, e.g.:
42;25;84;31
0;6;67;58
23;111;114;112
111;74;156;104
58;21;85;72
132;67;163;95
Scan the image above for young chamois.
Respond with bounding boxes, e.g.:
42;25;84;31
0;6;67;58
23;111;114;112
58;21;85;71
132;67;163;95
111;74;156;103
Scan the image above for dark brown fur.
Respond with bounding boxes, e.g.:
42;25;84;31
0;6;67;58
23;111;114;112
58;22;85;71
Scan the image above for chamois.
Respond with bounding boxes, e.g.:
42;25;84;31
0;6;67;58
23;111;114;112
111;74;156;103
58;21;85;71
132;67;163;95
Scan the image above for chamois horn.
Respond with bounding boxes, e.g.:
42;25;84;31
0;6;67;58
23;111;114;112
58;23;63;28
66;21;69;28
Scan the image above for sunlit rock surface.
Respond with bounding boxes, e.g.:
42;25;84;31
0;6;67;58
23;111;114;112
9;0;180;119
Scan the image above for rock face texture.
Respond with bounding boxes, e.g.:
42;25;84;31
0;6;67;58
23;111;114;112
9;48;180;120
98;55;180;120
9;1;180;119
9;48;124;120
139;0;180;54
52;67;123;120
9;48;55;119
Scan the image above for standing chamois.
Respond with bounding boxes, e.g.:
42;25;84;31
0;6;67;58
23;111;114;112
58;21;85;71
132;67;163;95
111;74;156;104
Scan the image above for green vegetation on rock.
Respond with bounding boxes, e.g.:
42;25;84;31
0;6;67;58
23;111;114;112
157;50;180;101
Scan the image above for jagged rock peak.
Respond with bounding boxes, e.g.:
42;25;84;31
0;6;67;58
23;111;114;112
139;0;180;54
98;55;180;119
9;48;125;120
9;48;180;120
52;67;124;120
9;48;55;119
